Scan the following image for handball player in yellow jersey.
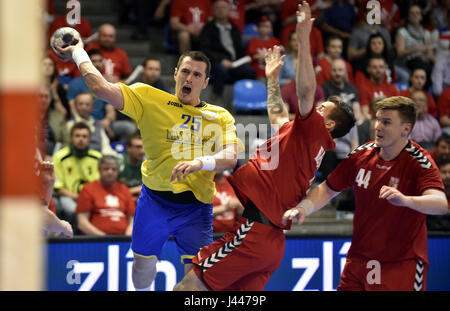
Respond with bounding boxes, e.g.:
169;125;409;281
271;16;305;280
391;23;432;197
54;41;242;291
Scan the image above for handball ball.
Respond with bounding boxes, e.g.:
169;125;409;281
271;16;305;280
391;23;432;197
50;27;81;61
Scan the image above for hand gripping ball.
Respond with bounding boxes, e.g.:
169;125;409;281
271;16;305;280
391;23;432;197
50;27;81;61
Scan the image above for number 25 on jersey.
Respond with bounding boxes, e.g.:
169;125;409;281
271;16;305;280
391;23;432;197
355;168;372;189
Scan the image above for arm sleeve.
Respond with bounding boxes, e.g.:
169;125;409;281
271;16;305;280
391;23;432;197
115;82;148;123
76;186;94;214
415;157;445;194
326;154;358;192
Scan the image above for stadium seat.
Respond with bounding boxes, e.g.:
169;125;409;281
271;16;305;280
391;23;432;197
111;142;126;154
395;82;409;92
233;79;267;113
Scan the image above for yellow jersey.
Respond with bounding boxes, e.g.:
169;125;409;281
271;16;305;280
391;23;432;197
117;82;243;204
53;146;102;194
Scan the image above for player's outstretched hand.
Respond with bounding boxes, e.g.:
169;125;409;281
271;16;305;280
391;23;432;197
296;1;314;42
264;45;285;80
170;160;203;182
53;38;84;63
281;206;307;226
379;185;410;206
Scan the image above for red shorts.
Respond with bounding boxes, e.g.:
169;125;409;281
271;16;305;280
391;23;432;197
338;256;428;291
192;217;285;291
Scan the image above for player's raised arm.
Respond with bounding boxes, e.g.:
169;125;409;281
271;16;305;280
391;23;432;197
53;36;124;110
295;1;316;117
264;46;289;128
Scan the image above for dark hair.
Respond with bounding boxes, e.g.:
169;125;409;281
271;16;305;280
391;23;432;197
70;122;91;137
126;131;142;147
176;51;211;78
374;96;417;129
435;134;450;147
436;153;450;168
142;57;161;67
327;96;356;139
87;49;102;58
325;35;343;47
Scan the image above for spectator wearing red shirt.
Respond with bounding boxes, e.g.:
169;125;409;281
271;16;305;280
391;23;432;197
357;56;399;118
169;0;211;55
400;68;437;117
76;155;135;236
315;35;354;85
246;16;280;80
87;24;132;82
212;171;243;234
437;86;450;134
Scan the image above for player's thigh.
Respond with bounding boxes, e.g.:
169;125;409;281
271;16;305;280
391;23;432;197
131;191;170;258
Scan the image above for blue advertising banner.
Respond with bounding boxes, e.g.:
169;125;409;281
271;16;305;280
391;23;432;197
46;236;450;291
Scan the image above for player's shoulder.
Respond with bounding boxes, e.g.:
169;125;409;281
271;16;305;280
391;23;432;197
53;146;72;162
200;103;235;122
403;140;435;170
87;149;103;160
347;141;377;158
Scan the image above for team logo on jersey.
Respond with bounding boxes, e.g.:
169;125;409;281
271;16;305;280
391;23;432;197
201;110;218;120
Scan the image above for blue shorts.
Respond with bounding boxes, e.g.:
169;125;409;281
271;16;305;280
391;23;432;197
131;185;213;263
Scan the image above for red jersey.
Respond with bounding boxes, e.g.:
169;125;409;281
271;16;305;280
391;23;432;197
358;79;399;111
170;0;211;25
76;180;136;235
47;48;80;79
246;36;281;78
399;89;437;117
327;140;444;264
315;57;354;85
213;179;239;233
48;14;93;42
228;108;335;229
437;87;450;117
87;42;132;80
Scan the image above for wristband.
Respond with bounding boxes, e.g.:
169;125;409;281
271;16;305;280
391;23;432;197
196;156;216;171
72;49;91;69
297;199;315;216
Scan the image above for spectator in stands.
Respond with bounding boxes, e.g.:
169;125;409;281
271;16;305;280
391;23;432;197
67;49;117;138
88;24;132;82
279;31;297;86
140;57;168;91
318;0;356;56
355;0;401;35
169;0;211;55
47;2;93;84
47;2;93;42
429;134;450;163
395;4;435;88
67;49;136;143
427;154;450;231
437;86;450;135
63;92;118;156
53;122;102;227
281;82;325;121
226;0;247;34
199;0;255;98
409;90;442;150
130;0;171;40
246;16;281;81
119;132;145;202
400;67;437;117
42;57;69;145
38;84;56;160
357;56;399;118
322;59;362;122
315;35;354;85
431;53;450;98
354;33;399;84
76;155;135;236
347;5;392;65
212;171;243;234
